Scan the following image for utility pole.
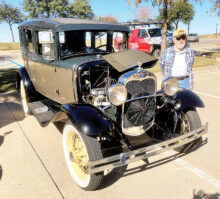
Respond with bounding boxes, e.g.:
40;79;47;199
216;24;218;38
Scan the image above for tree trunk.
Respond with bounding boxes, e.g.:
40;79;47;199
161;0;168;54
188;24;190;34
175;20;180;30
9;23;15;43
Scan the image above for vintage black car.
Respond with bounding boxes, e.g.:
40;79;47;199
17;18;208;191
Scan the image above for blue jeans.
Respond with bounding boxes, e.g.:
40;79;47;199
179;78;189;89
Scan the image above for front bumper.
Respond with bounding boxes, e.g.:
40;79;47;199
88;123;208;174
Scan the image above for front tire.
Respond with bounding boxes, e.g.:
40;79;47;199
174;109;202;153
20;80;31;115
62;120;104;190
152;48;160;57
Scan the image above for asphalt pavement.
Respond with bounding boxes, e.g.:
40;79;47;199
1;62;220;199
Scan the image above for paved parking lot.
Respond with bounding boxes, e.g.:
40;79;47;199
0;61;220;198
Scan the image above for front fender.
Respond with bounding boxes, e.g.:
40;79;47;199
17;66;44;102
174;89;204;110
17;66;35;91
63;104;111;136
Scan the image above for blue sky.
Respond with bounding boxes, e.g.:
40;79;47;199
0;0;219;42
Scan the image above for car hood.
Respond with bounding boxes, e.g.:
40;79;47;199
103;49;158;72
150;36;162;45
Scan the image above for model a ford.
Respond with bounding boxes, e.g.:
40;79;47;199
17;18;208;190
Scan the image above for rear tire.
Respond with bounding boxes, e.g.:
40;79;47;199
62;120;104;190
20;80;32;115
174;109;202;153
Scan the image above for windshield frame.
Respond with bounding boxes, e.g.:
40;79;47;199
148;28;162;37
58;30;128;60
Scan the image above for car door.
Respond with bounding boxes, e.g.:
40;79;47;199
32;31;59;101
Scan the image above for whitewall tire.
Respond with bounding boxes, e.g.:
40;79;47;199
20;80;31;115
62;120;103;190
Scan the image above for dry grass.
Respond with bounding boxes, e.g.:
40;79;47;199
212;52;220;58
0;43;20;50
199;34;220;39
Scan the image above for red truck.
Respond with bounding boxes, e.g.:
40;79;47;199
114;22;173;57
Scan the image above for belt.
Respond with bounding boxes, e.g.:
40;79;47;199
176;76;189;81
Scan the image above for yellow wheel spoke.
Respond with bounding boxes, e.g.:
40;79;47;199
66;130;89;180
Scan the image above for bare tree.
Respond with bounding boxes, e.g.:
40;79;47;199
134;5;153;20
209;0;220;16
102;15;118;23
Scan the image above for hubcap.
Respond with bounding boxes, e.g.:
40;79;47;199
69;152;74;162
181;113;191;134
66;131;88;180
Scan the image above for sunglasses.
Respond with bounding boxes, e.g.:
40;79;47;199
176;35;187;41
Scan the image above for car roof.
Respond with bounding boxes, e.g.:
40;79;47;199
19;18;130;32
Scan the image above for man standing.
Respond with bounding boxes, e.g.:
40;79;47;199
160;28;194;90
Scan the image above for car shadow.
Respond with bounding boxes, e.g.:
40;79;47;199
0;131;13;182
0;92;25;128
0;136;4;181
193;189;220;199
0;165;2;181
0;135;4;146
98;138;207;190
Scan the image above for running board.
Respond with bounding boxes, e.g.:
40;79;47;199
28;100;55;126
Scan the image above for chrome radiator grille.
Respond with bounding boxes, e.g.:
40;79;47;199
123;75;157;129
126;78;156;96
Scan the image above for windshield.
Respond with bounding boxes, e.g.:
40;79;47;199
148;28;162;37
59;30;128;59
189;33;198;36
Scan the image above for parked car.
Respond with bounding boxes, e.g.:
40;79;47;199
166;31;174;45
114;27;173;57
17;18;208;191
188;33;199;42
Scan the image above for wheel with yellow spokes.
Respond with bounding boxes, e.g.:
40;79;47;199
20;80;31;115
62;120;103;190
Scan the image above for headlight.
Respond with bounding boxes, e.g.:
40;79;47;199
108;84;127;106
162;78;179;96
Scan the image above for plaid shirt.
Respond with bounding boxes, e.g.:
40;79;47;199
160;46;194;90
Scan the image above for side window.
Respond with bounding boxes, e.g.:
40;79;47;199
19;29;25;50
59;31;73;57
38;31;54;60
25;29;34;52
138;29;148;38
85;32;91;48
113;32;128;51
95;32;107;50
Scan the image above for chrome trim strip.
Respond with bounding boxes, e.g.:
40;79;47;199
124;93;162;103
88;123;208;174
